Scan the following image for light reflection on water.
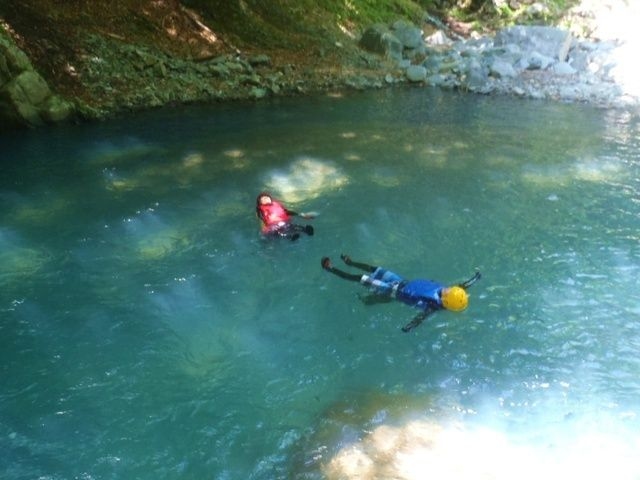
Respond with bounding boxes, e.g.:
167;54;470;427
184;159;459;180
1;89;640;479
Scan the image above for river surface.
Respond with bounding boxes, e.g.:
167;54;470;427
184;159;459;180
2;88;640;479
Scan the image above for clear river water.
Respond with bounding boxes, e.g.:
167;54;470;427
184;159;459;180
2;88;640;479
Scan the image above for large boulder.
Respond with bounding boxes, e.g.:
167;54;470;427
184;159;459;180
494;26;573;61
359;24;403;61
391;20;423;49
0;29;74;130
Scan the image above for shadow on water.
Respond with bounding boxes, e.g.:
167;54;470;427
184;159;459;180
2;88;640;479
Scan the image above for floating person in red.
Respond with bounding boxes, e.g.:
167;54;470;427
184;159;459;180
256;192;315;241
321;254;481;332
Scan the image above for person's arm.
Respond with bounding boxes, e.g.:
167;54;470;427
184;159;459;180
401;308;435;332
459;271;481;289
285;208;316;219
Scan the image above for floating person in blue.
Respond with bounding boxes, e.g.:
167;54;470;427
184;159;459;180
321;254;481;332
256;192;315;241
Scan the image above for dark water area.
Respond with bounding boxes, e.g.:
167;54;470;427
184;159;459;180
2;88;640;479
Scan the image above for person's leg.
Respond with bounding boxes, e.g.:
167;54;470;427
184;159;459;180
321;257;362;281
275;224;300;241
340;254;376;273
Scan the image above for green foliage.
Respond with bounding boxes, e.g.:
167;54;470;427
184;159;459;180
181;0;438;48
440;0;580;31
181;0;579;49
326;0;427;24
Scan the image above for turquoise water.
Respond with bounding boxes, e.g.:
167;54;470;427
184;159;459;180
2;88;640;479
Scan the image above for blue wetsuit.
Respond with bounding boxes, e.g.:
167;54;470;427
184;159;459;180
397;279;444;311
361;267;444;312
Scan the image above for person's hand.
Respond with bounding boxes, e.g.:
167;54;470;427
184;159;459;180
321;257;332;270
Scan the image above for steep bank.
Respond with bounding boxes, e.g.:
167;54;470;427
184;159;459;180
1;1;638;131
0;0;411;129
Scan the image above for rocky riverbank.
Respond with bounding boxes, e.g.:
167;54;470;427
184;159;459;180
368;15;640;109
1;0;639;131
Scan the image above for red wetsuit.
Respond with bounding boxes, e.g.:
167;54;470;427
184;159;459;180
257;200;292;233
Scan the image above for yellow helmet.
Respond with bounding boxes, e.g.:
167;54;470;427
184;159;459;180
441;286;468;311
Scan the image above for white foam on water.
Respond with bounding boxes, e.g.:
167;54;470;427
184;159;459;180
324;409;640;480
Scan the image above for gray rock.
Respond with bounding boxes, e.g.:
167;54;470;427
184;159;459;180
526;51;554;70
426;73;446;86
403;44;428;60
495;26;572;60
1;30;75;129
250;86;267;99
41;95;73;123
490;58;517;78
359;24;403;60
422;54;444;71
0;37;31;75
391;20;423;49
406;65;427;82
14;70;51;105
464;63;488;91
425;30;453;46
552;62;576;76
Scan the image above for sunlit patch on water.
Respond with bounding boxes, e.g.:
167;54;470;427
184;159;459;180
343;153;361;161
222;148;251;169
101;148;243;194
103;167;139;191
263;157;349;203
369;167;401;188
340;132;357;139
116;209;191;260
212;202;246;221
135;232;189;260
87;137;164;166
0;228;51;282
182;152;204;168
522;155;625;186
148;275;236;378
9;195;72;225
